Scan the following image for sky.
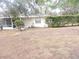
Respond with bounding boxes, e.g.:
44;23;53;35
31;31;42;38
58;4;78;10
0;0;61;15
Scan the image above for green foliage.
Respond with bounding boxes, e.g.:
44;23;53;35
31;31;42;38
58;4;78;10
67;0;79;7
14;17;24;31
46;15;79;27
35;0;47;5
15;19;24;27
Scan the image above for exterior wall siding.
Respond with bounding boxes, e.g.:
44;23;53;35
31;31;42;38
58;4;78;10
0;16;48;29
24;18;48;28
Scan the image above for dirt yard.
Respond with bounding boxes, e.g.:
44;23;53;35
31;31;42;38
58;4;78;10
0;27;79;59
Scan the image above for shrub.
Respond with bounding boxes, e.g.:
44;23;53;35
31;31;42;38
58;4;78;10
14;17;24;31
46;15;79;27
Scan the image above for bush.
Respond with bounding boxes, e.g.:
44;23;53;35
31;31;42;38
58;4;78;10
14;17;24;31
46;15;79;27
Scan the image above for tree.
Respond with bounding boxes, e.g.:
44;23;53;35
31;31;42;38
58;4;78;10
1;0;79;16
59;0;79;15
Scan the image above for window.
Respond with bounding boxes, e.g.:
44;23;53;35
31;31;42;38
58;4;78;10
35;19;41;23
2;18;12;27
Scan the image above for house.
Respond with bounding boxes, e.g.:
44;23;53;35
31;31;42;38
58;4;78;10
0;15;48;29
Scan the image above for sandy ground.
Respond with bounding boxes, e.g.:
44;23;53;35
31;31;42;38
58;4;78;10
0;27;79;59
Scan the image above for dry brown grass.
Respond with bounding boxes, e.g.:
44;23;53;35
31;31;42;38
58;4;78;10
0;27;79;59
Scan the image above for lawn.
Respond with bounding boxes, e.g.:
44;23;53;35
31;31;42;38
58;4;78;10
0;27;79;59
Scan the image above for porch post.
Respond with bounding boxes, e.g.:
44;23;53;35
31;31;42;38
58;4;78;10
11;18;13;28
20;17;21;20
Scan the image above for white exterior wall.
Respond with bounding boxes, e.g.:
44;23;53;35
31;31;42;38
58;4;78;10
24;17;48;28
3;27;13;29
33;18;48;27
0;16;48;29
23;18;34;28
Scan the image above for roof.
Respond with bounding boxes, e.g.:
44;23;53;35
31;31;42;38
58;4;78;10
0;15;50;19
